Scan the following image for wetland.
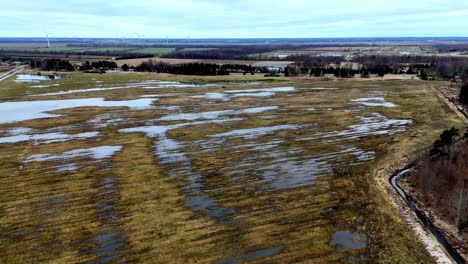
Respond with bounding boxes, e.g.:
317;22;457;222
0;72;463;263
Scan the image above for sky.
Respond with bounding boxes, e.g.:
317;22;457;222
1;0;468;38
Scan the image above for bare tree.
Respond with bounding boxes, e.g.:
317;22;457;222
452;177;467;227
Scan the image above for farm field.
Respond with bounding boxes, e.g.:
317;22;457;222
131;48;176;55
251;45;437;59
2;38;467;62
0;72;463;263
0;43;173;56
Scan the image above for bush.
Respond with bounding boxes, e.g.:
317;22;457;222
45;59;75;71
430;128;459;157
440;127;459;145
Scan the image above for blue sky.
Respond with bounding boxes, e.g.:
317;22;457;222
1;0;467;38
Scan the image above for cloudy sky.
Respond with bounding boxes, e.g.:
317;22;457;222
1;0;467;38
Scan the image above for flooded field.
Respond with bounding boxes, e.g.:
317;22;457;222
0;73;461;263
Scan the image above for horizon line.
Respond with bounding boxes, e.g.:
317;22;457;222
1;36;468;40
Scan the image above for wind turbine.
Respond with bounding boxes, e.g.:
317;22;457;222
134;33;145;46
139;34;145;46
134;33;139;46
45;32;51;48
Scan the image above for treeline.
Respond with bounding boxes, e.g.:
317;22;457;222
284;64;421;78
79;61;118;71
414;128;468;230
30;59;74;71
357;55;467;79
133;60;258;75
434;44;468;53
288;54;468;80
29;59;118;72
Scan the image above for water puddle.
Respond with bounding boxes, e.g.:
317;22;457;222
186;195;234;219
303;87;339;91
192;92;229;100
31;84;60;88
159;106;278;121
260;157;328;190
210;125;301;140
338;113;412;139
34;80;209;96
225;81;261;85
219;247;283;264
120;119;242;219
0;131;98;144
305;113;413;141
129;80;204;88
225;87;295;93
0;98;156;123
53;163;79;173
88;231;125;263
351;97;398;108
226;87;295;98
25;146;123;163
330;231;367;252
190;87;295;101
87;113;126;129
87;176;126;262
232;92;275;97
36;87;134;97
16;74;62;83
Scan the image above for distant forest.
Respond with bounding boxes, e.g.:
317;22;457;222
2;41;467;60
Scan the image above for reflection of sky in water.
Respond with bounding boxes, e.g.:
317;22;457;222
25;146;123;163
0;131;99;144
330;231;367;252
16;74;62;83
0;98;155;123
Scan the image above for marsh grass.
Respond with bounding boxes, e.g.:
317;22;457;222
0;73;464;263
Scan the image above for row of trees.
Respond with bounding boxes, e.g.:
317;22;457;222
284;64;421;78
79;61;118;71
416;128;468;230
29;59;118;72
133;60;260;75
362;55;468;79
290;55;468;80
29;59;75;71
132;59;442;78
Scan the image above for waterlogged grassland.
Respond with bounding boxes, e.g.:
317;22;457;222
0;73;463;263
